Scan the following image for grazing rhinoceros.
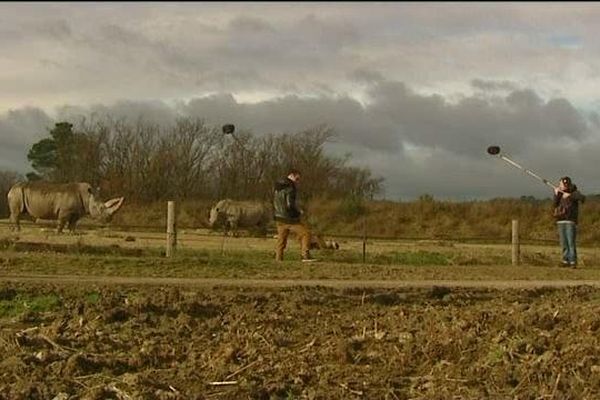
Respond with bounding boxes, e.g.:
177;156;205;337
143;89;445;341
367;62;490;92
209;199;271;236
7;181;125;233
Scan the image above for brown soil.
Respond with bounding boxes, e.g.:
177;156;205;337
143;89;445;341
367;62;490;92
3;282;600;399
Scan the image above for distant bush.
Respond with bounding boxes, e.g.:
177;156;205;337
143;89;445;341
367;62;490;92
304;196;600;244
108;196;600;245
337;196;366;221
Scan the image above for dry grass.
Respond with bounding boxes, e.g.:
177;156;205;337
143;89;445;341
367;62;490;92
88;196;600;245
2;224;600;282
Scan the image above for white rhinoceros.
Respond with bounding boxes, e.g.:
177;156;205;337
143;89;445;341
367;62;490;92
8;181;124;233
209;199;271;236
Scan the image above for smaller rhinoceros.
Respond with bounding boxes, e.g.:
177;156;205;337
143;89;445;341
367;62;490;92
8;181;125;233
209;199;271;236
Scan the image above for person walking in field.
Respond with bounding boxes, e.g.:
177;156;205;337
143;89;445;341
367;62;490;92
273;168;317;262
553;176;585;268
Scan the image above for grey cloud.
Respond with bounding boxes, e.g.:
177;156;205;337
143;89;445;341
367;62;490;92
56;100;178;128
0;16;71;45
34;19;72;40
471;79;518;92
505;89;542;109
1;81;598;199
0;107;53;171
0;26;27;43
6;3;600;112
99;24;145;47
543;99;588;139
229;16;275;33
173;82;597;198
178;93;400;151
293;13;360;51
349;69;386;84
361;82;592;157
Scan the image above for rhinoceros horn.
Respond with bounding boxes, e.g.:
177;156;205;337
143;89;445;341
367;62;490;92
88;194;124;219
104;197;125;216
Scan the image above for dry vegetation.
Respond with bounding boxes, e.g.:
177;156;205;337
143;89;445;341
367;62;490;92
104;195;600;246
308;196;600;243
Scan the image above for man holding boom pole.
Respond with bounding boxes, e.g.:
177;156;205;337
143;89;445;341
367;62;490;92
487;146;585;268
553;176;585;268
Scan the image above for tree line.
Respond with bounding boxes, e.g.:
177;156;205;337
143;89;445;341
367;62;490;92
22;117;383;204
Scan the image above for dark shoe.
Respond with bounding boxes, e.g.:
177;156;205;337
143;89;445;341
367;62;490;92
559;261;569;268
570;262;577;269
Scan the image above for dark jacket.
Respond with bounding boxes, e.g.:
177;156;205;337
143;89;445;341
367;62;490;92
553;185;585;224
273;177;301;223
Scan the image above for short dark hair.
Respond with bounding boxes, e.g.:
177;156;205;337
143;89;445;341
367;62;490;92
561;176;572;186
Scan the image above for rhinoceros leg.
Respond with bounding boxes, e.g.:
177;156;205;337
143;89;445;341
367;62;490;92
56;220;66;234
8;196;22;232
67;215;80;233
9;211;21;232
56;212;71;234
232;228;240;238
227;218;239;237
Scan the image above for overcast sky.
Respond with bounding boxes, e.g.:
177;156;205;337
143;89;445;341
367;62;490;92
2;2;600;200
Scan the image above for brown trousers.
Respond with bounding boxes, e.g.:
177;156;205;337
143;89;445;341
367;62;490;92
275;221;311;261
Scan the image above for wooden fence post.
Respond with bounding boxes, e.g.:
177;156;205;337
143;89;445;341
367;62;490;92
512;219;520;266
166;201;177;257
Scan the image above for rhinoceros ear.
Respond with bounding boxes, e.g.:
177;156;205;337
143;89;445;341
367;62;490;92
104;197;125;215
88;186;100;197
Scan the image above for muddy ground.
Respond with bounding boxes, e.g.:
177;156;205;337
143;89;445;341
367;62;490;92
2;283;600;399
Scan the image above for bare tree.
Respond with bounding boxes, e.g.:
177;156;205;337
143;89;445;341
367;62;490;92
157;119;220;200
26;117;382;204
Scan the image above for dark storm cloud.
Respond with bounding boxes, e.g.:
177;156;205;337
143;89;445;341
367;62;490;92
362;81;592;158
178;93;396;149
0;108;53;171
2;79;598;199
173;83;600;199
